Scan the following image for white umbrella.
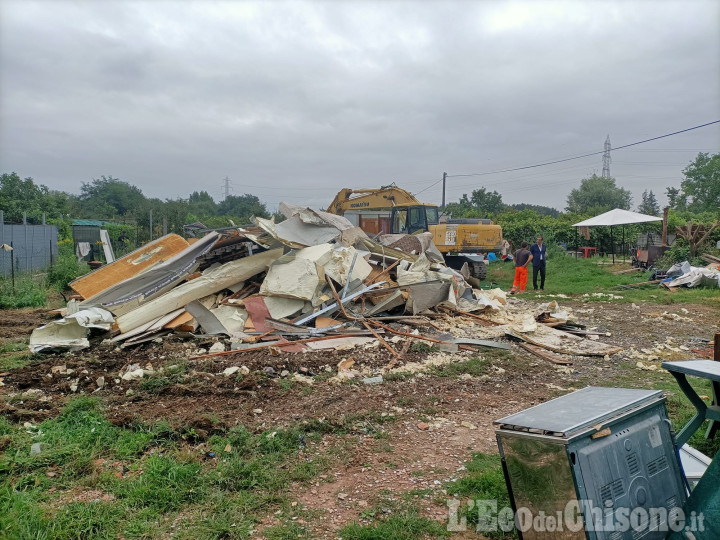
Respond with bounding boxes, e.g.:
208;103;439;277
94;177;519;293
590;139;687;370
573;208;662;227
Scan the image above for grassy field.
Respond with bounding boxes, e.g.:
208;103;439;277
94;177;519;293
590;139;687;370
487;253;720;305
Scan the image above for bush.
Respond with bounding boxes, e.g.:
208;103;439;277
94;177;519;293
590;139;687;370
654;240;706;269
46;243;89;290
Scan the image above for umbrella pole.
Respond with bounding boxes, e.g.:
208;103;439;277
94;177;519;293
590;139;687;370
574;227;578;258
611;226;615;264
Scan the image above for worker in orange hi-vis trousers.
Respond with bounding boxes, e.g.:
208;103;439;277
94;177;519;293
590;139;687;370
509;241;533;294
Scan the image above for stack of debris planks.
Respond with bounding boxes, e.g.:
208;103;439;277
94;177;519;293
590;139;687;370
29;204;622;366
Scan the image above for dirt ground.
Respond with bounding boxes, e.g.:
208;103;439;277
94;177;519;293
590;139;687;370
2;296;719;536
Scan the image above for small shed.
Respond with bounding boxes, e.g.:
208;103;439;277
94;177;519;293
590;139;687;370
72;220;111;261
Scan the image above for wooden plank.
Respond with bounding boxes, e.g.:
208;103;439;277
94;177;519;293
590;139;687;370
315;316;338;328
517;342;573;365
617;279;663;289
70;234;189;299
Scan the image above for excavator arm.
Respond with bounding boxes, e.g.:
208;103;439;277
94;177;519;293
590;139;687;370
327;185;425;215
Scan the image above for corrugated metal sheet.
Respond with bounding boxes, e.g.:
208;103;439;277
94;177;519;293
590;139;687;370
72;220;111;226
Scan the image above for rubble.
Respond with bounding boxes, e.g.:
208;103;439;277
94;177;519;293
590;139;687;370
28;204;625;377
662;261;720;289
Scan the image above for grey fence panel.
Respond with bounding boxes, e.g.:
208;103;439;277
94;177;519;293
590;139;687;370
0;223;59;277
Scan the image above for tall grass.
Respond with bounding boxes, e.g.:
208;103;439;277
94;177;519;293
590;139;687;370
0;274;47;308
0;243;89;309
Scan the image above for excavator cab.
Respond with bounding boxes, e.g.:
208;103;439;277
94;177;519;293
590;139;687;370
390;206;439;234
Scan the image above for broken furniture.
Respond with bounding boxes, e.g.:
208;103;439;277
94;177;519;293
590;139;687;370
495;387;686;540
661;360;720;445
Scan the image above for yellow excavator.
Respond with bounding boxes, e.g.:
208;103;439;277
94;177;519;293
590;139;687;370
326;185;503;280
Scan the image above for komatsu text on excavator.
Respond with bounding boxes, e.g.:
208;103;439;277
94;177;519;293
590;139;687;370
326;185;503;280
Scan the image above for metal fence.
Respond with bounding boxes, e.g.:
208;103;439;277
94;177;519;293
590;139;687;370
0;211;59;277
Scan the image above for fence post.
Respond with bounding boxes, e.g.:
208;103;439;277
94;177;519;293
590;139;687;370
24;211;29;273
10;240;15;293
43;212;48;270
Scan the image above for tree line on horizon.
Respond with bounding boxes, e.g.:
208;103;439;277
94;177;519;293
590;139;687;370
0;152;717;238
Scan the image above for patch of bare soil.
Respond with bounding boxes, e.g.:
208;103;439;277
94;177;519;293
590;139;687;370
2;297;719;536
0;307;56;339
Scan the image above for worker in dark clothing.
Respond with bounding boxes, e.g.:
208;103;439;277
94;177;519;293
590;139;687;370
510;241;533;294
530;236;546;291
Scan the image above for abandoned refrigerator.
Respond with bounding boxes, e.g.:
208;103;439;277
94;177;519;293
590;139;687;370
494;387;687;540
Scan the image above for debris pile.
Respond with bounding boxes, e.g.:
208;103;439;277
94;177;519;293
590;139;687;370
30;204;622;371
661;260;720;289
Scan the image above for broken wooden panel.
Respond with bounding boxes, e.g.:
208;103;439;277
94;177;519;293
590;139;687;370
70;233;190;299
163;311;194;329
116;248;282;334
82;232;219;316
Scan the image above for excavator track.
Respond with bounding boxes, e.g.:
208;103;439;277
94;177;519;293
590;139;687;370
443;255;487;281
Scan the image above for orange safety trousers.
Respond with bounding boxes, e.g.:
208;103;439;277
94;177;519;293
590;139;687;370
511;266;528;293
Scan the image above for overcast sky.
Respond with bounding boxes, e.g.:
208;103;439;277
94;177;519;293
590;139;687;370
1;0;718;213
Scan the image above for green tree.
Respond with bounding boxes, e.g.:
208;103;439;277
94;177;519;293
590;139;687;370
666;186;684;211
79;176;147;218
637;190;660;215
675;152;720;214
445;188;505;218
469;187;505;216
444;194;474;218
508;203;559;217
163;198;192;234
566;175;632;215
216;194;270;224
0;172;55;223
188;191;217;217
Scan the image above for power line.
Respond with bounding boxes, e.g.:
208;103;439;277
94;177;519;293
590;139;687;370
414;178;443;196
444;120;719;179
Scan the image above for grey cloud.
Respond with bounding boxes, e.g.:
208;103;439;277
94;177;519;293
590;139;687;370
0;0;718;211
